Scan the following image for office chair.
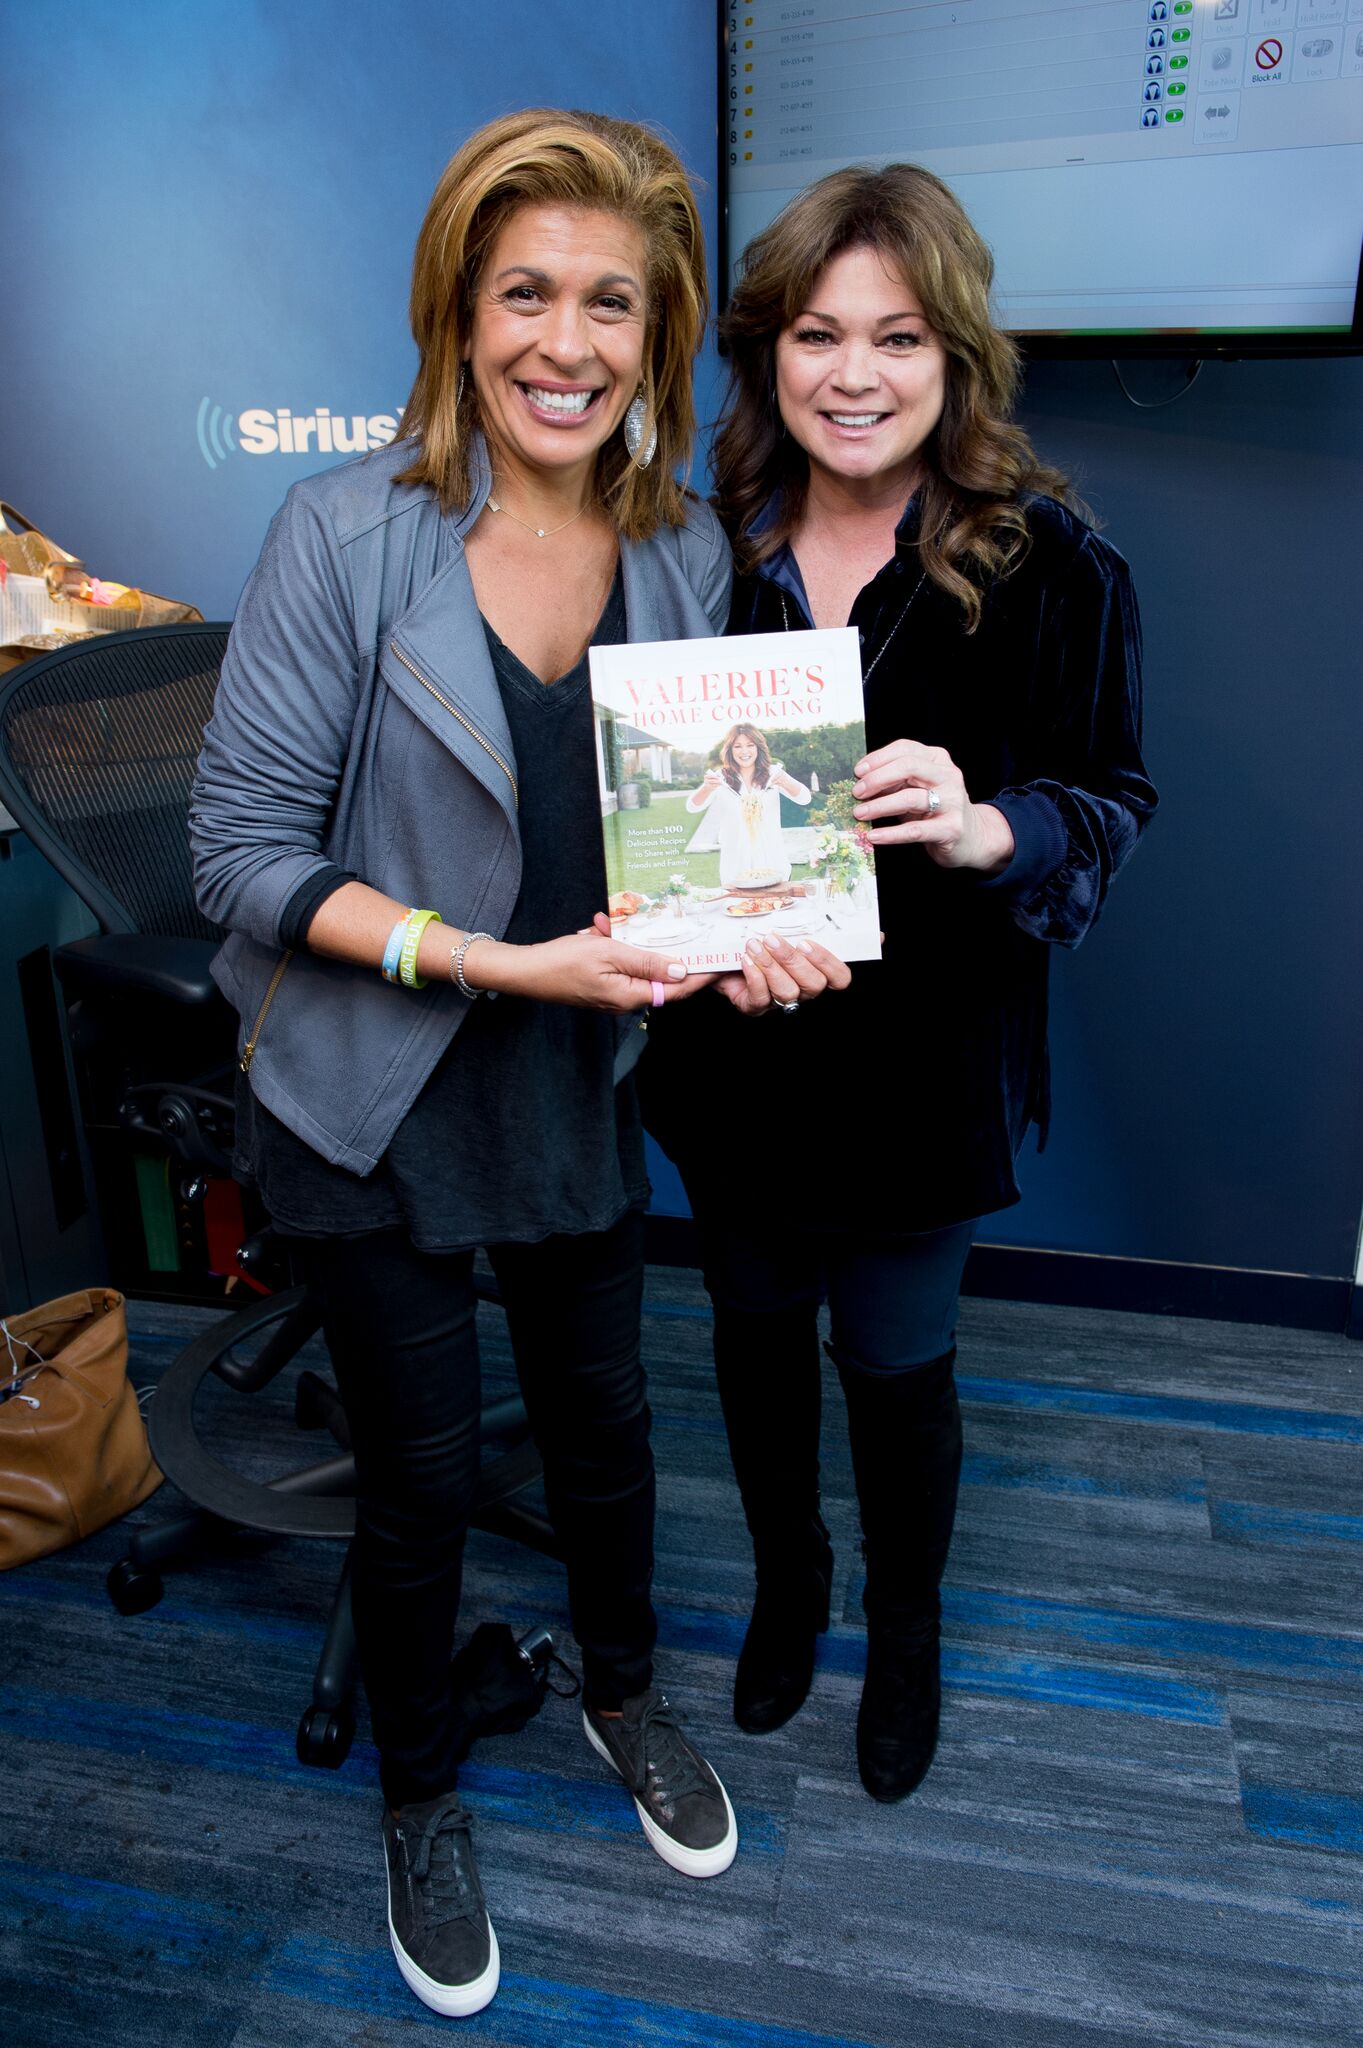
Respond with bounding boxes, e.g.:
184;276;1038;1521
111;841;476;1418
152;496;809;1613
0;623;557;1767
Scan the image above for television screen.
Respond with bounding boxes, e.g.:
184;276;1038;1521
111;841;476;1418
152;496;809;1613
722;0;1363;352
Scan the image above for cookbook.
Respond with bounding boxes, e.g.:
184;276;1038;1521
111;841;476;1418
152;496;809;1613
589;625;882;973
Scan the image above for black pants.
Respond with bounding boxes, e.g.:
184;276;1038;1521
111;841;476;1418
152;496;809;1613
678;1159;973;1624
302;1210;655;1809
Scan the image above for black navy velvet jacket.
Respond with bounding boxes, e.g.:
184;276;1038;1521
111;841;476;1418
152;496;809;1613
641;495;1158;1232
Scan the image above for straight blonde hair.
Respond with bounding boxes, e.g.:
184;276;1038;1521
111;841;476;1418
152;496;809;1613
398;109;708;541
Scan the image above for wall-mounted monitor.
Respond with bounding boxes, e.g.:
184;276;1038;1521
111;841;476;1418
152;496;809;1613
721;0;1363;355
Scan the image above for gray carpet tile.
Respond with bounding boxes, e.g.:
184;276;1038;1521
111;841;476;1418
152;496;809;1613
2;1282;1361;2047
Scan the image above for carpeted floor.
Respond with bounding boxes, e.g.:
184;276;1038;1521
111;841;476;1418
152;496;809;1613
2;1273;1362;2047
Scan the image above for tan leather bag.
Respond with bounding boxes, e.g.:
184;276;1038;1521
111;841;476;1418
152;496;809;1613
0;1288;162;1569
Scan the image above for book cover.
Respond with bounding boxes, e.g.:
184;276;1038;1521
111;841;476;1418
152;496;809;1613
589;625;881;973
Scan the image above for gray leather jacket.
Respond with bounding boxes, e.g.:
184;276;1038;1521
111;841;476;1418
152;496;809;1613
189;437;732;1175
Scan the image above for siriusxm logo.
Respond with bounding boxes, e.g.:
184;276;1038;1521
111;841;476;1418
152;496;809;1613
196;399;404;471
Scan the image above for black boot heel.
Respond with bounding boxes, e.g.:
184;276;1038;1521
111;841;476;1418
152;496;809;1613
733;1516;833;1735
826;1342;962;1803
857;1622;941;1802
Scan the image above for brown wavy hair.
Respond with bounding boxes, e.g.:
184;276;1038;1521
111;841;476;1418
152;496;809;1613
718;723;772;791
714;164;1071;629
397;108;707;540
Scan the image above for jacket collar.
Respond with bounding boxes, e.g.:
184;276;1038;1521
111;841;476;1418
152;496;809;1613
748;486;919;621
444;431;494;547
384;438;712;820
383;433;516;819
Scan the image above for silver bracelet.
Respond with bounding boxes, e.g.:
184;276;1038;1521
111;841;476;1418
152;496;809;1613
451;930;498;1001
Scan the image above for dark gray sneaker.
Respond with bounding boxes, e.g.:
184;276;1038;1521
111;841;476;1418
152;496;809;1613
583;1688;738;1877
382;1793;500;2017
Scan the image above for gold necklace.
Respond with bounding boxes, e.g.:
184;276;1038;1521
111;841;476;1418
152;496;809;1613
486;492;591;541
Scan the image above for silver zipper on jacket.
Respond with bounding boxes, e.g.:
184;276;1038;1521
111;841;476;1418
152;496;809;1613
389;642;518;804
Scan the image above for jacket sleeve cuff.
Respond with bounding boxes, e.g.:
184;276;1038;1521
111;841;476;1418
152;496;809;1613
277;865;356;949
975;790;1068;901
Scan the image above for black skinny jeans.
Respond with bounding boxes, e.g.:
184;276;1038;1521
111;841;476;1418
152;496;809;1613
302;1210;655;1809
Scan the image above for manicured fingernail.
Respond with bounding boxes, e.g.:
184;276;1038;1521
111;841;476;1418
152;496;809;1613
666;961;686;978
765;933;789;952
746;939;766;958
853;781;866;796
788;938;812;953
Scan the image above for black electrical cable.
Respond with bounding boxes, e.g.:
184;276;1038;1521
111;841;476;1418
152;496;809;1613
1110;359;1205;409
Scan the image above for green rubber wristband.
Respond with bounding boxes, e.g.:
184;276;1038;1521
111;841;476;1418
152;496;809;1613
398;908;442;988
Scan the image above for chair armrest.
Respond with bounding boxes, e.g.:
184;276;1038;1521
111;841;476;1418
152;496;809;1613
54;933;221;1007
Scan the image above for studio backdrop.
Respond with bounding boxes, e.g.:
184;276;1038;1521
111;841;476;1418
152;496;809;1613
4;0;1362;1318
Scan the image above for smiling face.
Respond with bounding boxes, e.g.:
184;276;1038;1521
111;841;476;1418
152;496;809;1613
723;726;768;783
466;202;648;494
774;243;948;502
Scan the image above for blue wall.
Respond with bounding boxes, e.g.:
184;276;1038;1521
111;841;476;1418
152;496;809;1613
1;0;724;620
4;2;1360;1282
1008;354;1363;1279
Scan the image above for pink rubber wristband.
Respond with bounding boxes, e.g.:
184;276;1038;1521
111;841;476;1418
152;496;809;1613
650;981;667;1008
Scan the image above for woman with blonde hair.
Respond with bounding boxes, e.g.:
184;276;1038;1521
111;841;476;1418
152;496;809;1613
192;108;845;2020
644;164;1156;1804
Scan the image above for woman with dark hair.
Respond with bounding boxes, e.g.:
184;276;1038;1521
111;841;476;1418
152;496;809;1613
686;722;811;886
191;109;845;2020
642;164;1156;1805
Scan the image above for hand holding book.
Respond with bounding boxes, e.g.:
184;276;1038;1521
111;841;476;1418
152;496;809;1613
717;930;851;1017
853;738;1015;874
462;929;716;1011
588;915;848;1017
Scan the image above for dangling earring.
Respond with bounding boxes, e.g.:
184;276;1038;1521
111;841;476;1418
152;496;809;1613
457;366;467;407
623;391;657;469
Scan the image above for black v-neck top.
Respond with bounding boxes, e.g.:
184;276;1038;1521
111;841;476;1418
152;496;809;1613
236;566;648;1249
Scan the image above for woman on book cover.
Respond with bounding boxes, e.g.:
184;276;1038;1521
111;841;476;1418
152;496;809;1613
642;165;1157;1806
192;109;845;2023
685;723;812;885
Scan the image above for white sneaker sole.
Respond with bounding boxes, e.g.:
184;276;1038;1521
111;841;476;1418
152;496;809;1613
386;1867;501;2017
583;1710;739;1878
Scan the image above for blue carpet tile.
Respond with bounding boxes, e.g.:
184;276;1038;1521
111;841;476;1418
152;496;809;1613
2;1282;1361;2047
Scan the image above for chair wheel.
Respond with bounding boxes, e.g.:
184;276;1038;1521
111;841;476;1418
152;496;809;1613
107;1559;164;1615
296;1702;354;1770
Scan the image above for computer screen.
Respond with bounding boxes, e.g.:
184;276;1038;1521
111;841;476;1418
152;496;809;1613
722;0;1363;351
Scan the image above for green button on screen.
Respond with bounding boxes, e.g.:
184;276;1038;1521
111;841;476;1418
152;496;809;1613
1171;26;1191;39
1167;81;1186;94
1170;54;1189;67
1164;107;1184;121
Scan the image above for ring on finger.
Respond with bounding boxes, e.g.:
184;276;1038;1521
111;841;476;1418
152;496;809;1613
925;786;941;817
774;998;800;1014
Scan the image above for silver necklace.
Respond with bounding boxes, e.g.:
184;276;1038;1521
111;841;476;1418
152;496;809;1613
780;571;927;681
486;492;590;541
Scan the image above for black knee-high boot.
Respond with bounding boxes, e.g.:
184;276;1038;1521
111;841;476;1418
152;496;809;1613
713;1301;834;1733
829;1343;962;1802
